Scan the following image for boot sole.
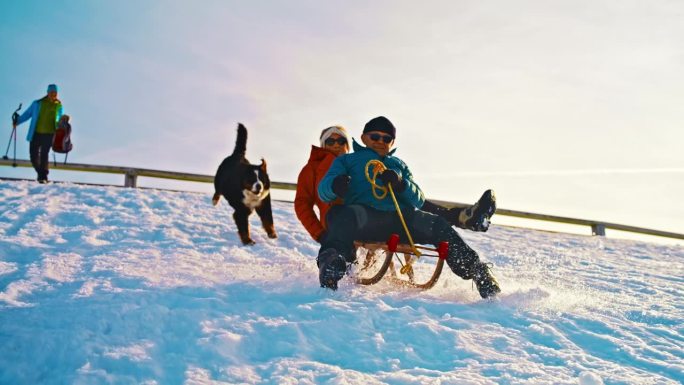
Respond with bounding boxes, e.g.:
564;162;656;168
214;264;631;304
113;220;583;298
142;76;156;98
468;190;496;231
477;190;496;218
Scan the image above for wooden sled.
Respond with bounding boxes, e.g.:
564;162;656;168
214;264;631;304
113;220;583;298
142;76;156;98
353;234;449;290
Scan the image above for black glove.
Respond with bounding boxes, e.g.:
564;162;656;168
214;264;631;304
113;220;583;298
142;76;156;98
378;169;406;193
332;175;351;198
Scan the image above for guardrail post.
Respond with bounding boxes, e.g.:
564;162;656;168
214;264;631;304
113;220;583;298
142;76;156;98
124;169;137;188
591;223;606;236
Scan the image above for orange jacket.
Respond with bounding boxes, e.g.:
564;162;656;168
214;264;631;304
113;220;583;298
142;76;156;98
295;146;340;241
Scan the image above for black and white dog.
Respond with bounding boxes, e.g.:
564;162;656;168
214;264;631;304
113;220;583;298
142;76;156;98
212;123;277;245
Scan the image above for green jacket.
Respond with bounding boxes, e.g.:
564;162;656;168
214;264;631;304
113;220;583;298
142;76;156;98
15;97;63;141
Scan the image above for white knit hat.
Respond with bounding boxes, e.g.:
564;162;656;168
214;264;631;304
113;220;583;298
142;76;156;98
319;125;350;147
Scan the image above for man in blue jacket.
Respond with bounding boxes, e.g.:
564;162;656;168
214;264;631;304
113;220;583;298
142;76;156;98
317;116;501;298
14;84;64;183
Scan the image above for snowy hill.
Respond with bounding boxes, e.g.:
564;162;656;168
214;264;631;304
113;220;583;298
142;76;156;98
0;180;682;385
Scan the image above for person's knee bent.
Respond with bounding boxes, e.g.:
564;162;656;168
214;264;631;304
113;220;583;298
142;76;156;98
432;216;481;279
322;205;364;262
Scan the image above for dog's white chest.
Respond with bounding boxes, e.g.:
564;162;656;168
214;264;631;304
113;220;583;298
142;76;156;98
242;189;270;209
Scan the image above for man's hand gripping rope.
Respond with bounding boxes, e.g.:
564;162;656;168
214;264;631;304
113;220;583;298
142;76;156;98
364;159;424;269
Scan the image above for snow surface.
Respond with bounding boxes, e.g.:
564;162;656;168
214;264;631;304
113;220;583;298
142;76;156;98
0;180;682;385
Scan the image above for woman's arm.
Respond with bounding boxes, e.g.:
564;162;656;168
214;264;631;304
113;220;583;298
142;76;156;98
294;164;325;241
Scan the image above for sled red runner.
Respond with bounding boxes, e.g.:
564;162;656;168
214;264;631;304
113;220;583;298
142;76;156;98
353;233;448;289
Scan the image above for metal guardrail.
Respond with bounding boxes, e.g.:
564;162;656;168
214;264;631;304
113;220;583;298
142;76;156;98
2;158;683;241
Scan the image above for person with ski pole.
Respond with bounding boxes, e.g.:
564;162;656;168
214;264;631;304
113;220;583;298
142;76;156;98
13;84;64;183
315;116;501;298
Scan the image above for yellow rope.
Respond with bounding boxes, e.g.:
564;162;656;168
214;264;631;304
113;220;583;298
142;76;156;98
364;159;421;257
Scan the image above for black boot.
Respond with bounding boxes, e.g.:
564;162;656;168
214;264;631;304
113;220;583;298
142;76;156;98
37;170;49;184
317;248;347;290
473;262;501;299
453;189;496;232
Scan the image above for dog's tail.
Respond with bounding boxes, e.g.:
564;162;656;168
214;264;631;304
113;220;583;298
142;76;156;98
232;123;248;157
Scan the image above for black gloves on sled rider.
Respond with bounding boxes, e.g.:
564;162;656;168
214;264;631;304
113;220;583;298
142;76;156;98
332;175;351;198
378;170;406;193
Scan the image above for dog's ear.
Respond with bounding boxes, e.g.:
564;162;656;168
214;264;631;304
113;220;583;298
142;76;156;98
260;158;267;172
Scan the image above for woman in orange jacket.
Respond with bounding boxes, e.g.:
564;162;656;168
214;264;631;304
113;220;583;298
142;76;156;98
295;126;350;242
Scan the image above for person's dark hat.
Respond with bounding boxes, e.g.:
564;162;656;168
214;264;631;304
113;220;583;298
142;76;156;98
47;84;58;93
363;116;396;138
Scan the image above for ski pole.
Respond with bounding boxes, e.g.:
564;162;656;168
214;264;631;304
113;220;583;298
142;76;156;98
12;125;17;167
11;103;20;167
3;104;21;163
2;127;16;160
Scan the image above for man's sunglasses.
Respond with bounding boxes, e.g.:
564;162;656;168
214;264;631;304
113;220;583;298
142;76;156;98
324;137;348;146
369;133;393;144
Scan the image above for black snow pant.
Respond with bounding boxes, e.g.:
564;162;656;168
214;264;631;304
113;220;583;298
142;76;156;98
29;133;53;181
320;204;482;280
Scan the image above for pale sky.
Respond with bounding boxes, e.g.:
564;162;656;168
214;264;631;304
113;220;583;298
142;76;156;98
1;1;683;236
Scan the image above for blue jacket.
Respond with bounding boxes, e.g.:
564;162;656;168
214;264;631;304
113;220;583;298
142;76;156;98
15;97;63;142
318;139;425;211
